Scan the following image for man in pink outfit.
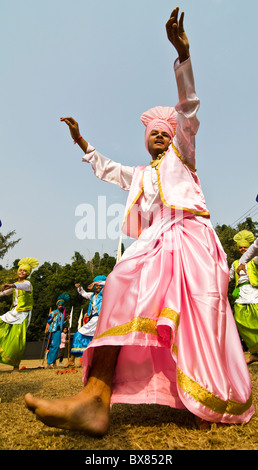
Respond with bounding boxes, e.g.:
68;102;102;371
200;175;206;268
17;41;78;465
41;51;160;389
25;8;254;435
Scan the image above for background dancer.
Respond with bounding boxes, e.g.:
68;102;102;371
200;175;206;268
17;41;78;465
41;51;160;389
65;276;106;368
0;257;38;370
46;293;70;368
230;231;258;364
25;7;254;434
237;237;258;274
57;326;68;364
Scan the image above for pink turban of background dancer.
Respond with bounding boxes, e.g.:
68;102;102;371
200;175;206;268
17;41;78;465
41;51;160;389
141;106;177;153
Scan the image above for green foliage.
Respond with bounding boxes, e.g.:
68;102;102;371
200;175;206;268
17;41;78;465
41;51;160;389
0;230;21;260
0;251;116;341
215;217;258;267
0;266;17;317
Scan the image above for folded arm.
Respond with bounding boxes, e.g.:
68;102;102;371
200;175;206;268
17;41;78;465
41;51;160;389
237;238;258;273
14;281;31;291
0;280;31;295
0;287;14;297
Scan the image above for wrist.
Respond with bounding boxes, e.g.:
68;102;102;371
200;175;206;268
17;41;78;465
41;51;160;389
178;52;190;63
74;135;82;145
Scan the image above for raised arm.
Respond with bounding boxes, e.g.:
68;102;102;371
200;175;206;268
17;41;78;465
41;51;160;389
60;117;88;153
76;284;92;300
166;7;190;63
166;7;199;169
60;116;134;190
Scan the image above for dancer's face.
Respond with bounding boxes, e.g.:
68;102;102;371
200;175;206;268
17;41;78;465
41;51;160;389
148;129;171;158
18;269;28;281
239;245;248;255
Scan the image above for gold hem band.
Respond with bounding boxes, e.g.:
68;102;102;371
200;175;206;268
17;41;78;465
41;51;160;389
94;313;252;417
177;368;252;416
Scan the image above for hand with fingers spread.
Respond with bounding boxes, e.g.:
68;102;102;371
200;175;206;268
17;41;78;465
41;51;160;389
166;7;190;62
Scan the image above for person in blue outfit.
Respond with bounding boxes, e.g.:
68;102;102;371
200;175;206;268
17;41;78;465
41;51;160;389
46;293;70;368
64;276;106;367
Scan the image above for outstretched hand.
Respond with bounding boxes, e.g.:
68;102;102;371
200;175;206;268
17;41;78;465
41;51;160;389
1;283;15;291
166;7;190;62
60;117;81;141
60;116;89;152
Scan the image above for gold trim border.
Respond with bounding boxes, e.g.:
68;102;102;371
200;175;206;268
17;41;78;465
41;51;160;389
95;316;159;340
155;154;210;217
160;307;180;329
171;142;197;172
95;314;252;417
177;368;252;416
95;309;180;341
122;146;210;229
122;173;144;229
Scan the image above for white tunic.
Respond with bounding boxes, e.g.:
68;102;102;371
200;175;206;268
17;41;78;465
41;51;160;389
77;287;102;337
229;260;258;304
0;280;32;325
80;57;213;260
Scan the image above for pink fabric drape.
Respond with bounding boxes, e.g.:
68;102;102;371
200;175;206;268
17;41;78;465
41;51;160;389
83;212;254;424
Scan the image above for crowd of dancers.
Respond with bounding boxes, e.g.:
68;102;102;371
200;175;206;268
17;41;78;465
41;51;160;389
0;268;107;371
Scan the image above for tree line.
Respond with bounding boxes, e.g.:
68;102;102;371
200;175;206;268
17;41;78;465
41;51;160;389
0;217;257;341
0;249;117;341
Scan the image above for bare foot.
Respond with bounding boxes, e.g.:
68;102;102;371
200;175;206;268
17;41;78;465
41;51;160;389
24;389;110;436
25;345;120;435
194;416;212;429
194;415;228;430
246;354;258;365
63;361;75;368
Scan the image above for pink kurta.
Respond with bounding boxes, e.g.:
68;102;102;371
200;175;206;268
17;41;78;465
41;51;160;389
81;58;254;423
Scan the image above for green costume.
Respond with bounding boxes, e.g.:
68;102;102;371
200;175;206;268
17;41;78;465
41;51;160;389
230;231;258;355
0;257;38;368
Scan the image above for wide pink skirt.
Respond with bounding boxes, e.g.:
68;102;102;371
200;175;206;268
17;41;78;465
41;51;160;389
82;213;254;424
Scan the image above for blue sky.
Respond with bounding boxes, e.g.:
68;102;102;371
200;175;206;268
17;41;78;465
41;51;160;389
1;0;257;267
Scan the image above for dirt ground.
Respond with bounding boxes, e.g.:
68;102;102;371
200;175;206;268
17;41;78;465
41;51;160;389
0;357;257;453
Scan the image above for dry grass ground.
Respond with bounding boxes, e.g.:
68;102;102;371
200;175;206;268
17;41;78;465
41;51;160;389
0;358;257;453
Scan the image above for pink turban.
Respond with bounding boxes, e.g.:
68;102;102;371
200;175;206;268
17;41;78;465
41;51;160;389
141;106;177;153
